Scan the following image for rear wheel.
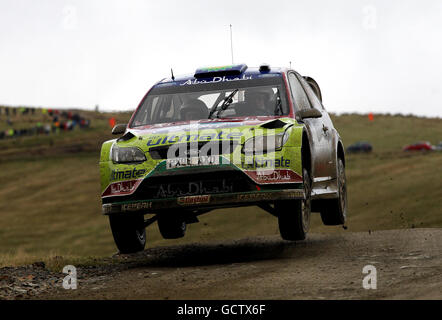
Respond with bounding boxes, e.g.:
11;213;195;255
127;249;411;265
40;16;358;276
320;158;347;225
277;168;311;241
158;216;186;239
109;214;146;254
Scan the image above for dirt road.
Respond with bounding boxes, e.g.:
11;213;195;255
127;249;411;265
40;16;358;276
2;228;441;300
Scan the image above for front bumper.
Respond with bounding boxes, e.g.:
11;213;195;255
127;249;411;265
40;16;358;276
102;189;305;215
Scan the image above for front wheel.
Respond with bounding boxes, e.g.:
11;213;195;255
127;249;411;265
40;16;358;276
157;216;186;239
109;214;146;254
276;168;311;241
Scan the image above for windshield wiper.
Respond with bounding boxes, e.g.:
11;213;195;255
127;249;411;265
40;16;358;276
274;93;283;116
208;89;238;119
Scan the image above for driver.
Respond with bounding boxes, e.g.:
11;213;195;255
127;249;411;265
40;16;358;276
244;87;275;116
180;99;209;121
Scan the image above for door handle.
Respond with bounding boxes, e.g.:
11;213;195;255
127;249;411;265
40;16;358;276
322;124;329;133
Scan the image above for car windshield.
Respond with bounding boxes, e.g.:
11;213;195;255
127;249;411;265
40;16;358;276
130;76;289;127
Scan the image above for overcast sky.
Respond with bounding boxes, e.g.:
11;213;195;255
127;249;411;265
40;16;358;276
0;0;441;117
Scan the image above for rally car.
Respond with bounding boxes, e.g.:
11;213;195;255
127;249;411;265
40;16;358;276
100;64;347;253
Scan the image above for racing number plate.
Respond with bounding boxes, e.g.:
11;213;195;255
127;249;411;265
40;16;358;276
166;156;219;169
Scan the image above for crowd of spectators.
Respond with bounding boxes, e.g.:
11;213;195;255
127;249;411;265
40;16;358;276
0;106;91;140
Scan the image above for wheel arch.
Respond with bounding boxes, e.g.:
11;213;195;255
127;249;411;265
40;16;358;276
301;129;312;176
337;140;346;167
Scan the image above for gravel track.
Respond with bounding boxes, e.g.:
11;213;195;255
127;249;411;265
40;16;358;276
1;228;440;300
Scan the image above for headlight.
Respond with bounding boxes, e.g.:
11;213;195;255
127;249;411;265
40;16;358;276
111;146;146;163
242;131;290;154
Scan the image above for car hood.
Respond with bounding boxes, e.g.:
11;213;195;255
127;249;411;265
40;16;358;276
118;117;297;150
129;117;284;133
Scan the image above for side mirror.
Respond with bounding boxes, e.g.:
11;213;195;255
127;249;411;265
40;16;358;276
112;123;127;135
296;109;322;120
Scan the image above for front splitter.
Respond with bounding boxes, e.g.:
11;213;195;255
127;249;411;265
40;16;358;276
102;189;305;215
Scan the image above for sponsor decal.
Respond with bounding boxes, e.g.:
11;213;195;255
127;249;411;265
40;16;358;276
156;179;233;198
110;180;138;194
102;204;112;214
245;169;302;184
110;168;146;181
237;190;304;201
166;156;219;169
146;131;243;146
135;122;248;135
177;195;211;206
121;201;152;212
102;179;142;197
179;74;253;86
236;192;279;201
241;156;291;169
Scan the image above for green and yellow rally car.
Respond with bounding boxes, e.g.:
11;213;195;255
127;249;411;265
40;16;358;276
100;64;347;253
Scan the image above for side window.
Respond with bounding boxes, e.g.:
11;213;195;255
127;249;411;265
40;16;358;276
149;96;159;122
288;73;312;111
298;75;324;111
152;95;174;123
132;96;159;126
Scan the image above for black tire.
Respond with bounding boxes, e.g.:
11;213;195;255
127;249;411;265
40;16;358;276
320;158;347;225
157;216;186;239
109;214;146;254
277;168;312;241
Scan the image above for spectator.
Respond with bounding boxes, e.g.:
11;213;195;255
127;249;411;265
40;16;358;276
36;122;43;134
73;113;81;122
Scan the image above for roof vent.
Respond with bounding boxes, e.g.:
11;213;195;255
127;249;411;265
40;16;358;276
259;63;271;72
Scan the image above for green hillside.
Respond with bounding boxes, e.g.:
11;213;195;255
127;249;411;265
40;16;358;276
0;110;441;267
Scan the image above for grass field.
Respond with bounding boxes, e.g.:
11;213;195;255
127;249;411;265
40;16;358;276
0;110;441;268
